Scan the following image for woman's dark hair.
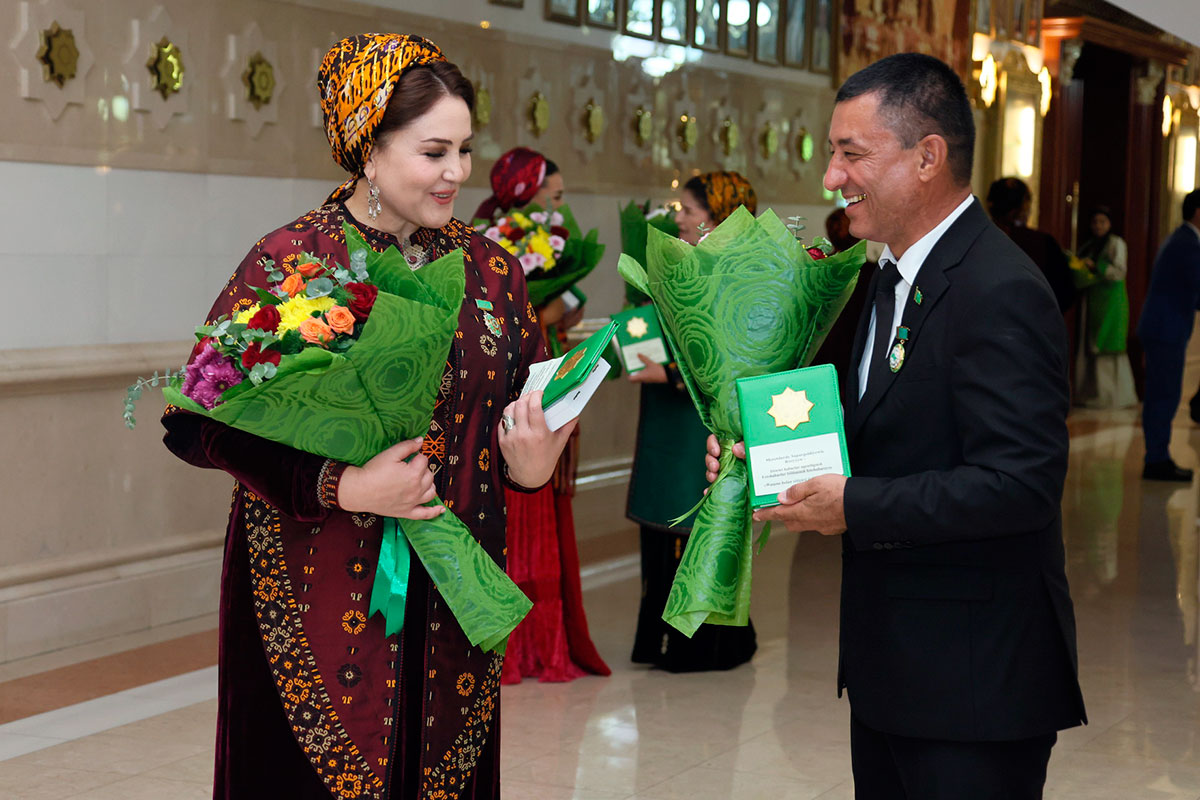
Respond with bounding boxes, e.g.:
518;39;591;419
375;61;475;145
836;52;975;187
986;177;1031;226
682;175;711;214
1088;206;1114;229
544;159;560;178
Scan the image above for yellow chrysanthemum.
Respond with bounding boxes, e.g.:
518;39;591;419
277;295;335;333
510;211;533;228
529;233;555;260
234;304;262;324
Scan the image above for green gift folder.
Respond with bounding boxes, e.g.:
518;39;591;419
735;364;851;509
610;306;669;373
522;319;620;430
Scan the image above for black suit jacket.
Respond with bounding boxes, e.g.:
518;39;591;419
839;199;1087;742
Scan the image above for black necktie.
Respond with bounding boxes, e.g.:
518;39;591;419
865;260;902;395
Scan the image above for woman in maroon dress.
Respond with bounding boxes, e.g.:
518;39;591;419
473;149;610;685
162;34;572;800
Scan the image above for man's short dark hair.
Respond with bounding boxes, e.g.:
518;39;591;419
836;53;976;187
1184;190;1200;222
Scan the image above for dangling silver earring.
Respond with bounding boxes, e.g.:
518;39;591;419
367;177;382;221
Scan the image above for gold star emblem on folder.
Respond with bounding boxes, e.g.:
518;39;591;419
625;316;649;339
767;387;814;430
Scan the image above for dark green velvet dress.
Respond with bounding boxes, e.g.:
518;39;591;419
626;354;757;671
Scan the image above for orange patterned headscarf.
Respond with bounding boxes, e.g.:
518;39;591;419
698;171;758;224
318;33;446;179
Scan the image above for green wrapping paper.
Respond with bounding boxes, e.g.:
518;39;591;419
618;201;679;306
618;207;865;636
165;223;530;653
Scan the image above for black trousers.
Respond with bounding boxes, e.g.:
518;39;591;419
851;715;1057;800
1142;338;1189;463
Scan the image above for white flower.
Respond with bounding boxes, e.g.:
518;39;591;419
529;211;548;224
519;252;546;275
550;211;564;226
548;234;566;252
484;226;503;242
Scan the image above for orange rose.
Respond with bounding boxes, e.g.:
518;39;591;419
326;305;356;335
280;272;306;297
298;317;334;346
296;258;326;278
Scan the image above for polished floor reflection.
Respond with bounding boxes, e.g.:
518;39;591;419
3;397;1200;798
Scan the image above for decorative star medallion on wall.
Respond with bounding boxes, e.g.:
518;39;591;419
767;387;814;430
474;85;492;128
146;36;184;100
242;51;275;109
584;99;605;143
528;91;550;136
634;106;653;147
36;22;78;88
721;117;741;156
678;113;698;153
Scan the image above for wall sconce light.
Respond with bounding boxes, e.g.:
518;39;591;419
1162;94;1173;138
979;54;997;108
1038;67;1051;117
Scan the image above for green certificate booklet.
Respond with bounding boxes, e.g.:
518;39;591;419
522;319;619;431
610;306;669;373
736;364;851;509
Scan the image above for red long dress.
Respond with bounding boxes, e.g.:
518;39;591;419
162;203;542;800
500;321;610;685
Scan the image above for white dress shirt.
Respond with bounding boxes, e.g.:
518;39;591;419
858;194;974;399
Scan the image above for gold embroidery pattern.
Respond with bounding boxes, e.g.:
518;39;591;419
488;254;509;276
243;492;383;800
423;655;502;798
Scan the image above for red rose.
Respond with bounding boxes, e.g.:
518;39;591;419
190;336;213;361
241;341;282;370
550;225;569;239
807;247;828;260
246;304;281;333
346;282;379;321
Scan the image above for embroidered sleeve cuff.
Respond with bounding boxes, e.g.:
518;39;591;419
665;362;687;394
317;459;349;509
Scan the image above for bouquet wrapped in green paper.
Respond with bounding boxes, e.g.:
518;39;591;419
474;204;605;307
148;223;530;653
619;207;865;636
619;200;679;306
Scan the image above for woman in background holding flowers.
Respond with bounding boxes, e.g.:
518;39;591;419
1075;206;1137;408
162;34;571;800
473;148;609;684
627;170;759;672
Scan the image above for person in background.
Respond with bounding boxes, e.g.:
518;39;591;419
1075;206;1137;408
162;34;571;799
1137;190;1200;481
473;148;609;684
986;177;1076;312
812;207;876;376
627;170;758;672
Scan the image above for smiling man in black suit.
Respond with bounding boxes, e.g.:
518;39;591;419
707;53;1086;798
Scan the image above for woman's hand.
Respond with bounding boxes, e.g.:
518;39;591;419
337;438;446;520
628;355;668;384
499;392;577;488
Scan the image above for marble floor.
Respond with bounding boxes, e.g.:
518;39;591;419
3;398;1200;797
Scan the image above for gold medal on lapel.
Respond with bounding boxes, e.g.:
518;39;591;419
889;326;910;373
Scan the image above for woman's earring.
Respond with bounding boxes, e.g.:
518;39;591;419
367;178;382;221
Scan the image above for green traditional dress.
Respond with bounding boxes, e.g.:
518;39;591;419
626;339;757;671
1075;233;1137;408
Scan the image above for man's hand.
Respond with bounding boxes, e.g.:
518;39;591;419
705;434;744;481
753;474;848;535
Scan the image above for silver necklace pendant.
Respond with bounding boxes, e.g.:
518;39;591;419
402;241;427;271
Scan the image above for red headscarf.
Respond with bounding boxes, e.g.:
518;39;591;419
473;147;547;221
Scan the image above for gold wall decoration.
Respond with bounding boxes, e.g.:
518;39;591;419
634;106;653;146
678;113;698;152
796;127;814;162
241;52;275;110
584;99;606;143
474;85;493;128
36;22;79;88
147;37;184;100
761;122;779;159
528;91;550;136
721;117;741;155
